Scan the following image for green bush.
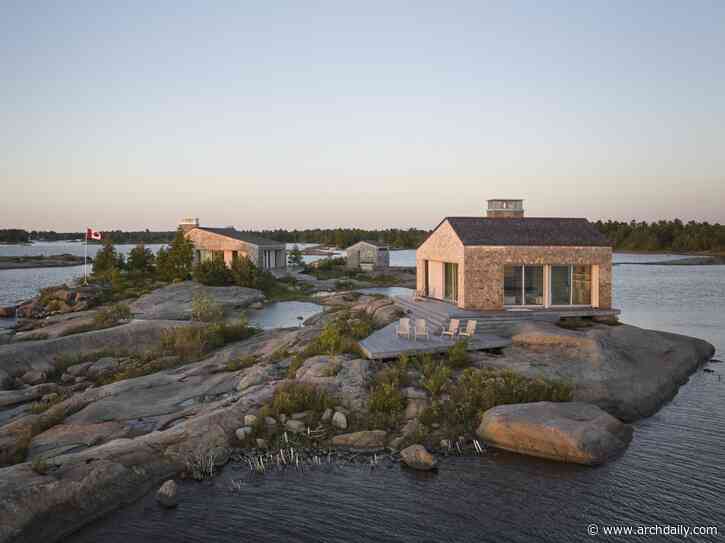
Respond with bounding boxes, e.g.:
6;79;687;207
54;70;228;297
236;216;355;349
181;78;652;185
367;382;405;429
421;360;452;398
287;353;306;378
191;293;224;322
375;355;411;388
93;303;132;327
270;382;332;416
31;456;49;475
447;339;469;369
156;229;194;282
226;355;258;371
192;257;234;286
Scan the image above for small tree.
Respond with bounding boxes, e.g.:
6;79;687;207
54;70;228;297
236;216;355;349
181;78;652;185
157;228;194;282
127;242;155;275
230;255;257;288
93;239;119;277
288;245;304;267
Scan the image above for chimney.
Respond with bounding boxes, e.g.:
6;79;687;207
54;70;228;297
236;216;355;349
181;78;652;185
486;199;524;218
179;217;200;233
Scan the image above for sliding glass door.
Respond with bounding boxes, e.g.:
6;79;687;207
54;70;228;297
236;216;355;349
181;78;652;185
444;263;458;303
504;265;544;306
550;265;591;305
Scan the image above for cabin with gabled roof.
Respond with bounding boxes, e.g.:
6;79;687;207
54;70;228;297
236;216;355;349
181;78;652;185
415;200;613;311
180;218;286;270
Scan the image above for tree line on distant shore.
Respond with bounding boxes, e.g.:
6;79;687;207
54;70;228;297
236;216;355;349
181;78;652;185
594;220;725;253
3;220;724;253
247;228;430;249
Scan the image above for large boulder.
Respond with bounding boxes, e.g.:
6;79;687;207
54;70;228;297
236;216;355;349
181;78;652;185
400;444;437;471
476;321;715;421
129;281;263;321
331;430;387;450
476;401;633;465
295;355;370;409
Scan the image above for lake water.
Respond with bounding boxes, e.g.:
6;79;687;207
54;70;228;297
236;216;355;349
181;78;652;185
246;301;324;330
66;257;725;542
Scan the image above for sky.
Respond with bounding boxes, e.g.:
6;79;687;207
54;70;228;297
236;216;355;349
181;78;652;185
1;1;724;231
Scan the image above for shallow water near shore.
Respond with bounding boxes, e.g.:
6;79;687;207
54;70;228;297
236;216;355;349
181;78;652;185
65;259;725;542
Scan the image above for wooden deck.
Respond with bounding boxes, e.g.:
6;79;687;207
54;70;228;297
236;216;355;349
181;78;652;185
358;322;511;360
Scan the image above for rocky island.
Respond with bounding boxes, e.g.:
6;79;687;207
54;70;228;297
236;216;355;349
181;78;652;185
0;276;715;543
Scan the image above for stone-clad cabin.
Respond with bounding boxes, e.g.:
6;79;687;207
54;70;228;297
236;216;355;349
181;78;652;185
346;241;390;271
416;200;612;311
180;218;286;270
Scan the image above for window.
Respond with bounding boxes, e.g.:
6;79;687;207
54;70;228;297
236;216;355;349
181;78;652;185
550;265;591;305
551;265;571;305
524;266;544;305
444;262;458;302
505;265;545;306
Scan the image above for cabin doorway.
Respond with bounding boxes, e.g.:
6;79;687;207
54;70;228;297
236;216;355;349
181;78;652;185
444;262;459;303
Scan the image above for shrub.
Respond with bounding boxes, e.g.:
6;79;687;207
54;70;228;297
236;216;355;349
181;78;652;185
367;382;405;429
192;257;233;286
160;326;208;361
127;243;155;275
270;347;290;362
421;360;452;398
93;303;132;327
225;355;258;372
191;293;224;322
156;228;194;282
287;353;306;378
31;456;49;475
230;255;258;288
447;339;469;369
375;356;411;388
270;382;332;416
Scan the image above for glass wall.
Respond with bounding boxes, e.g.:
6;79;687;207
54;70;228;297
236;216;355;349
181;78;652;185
505;264;592;306
524;266;544;305
551;265;572;305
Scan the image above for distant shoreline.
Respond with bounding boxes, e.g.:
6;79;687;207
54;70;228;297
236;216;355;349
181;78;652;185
0;255;88;270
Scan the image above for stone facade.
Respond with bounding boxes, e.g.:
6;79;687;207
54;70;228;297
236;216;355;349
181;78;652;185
416;220;612;310
185;229;286;270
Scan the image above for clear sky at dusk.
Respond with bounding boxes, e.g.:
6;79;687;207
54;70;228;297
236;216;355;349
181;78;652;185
2;1;723;231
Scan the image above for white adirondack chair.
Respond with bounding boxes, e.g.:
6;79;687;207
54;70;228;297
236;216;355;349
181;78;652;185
395;318;411;339
459;320;477;339
441;318;460;339
414;318;430;341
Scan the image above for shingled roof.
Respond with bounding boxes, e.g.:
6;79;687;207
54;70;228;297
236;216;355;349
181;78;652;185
196;227;284;247
443;217;611;247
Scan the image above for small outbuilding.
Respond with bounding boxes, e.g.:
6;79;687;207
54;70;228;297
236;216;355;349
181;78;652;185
346;241;390;271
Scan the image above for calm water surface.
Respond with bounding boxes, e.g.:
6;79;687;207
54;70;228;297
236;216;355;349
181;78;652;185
68;258;725;542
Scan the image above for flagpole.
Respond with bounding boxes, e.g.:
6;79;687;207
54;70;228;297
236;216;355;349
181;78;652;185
84;229;88;285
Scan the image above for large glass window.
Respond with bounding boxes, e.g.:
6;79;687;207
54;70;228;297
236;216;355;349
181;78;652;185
504;266;523;305
551;265;572;305
444;263;458;302
524;265;544;305
572;265;592;305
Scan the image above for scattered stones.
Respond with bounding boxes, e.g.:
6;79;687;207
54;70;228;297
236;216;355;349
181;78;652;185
21;369;48;386
210;446;231;467
401;419;419;437
400;444;438;471
291;411;310;420
255;438;268;449
250;302;264;310
243;414;258;426
264;416;277;428
321;408;333;422
66;362;94;377
156;480;178;508
332;411;348;430
0;305;16;318
86;357;120;379
235;427;253;441
41;393;60;403
331;430;387;450
285;419;306;433
476;401;634;465
404;398;429;420
401;387;428;400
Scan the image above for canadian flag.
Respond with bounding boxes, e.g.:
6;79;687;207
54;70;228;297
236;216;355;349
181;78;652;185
86;228;102;241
